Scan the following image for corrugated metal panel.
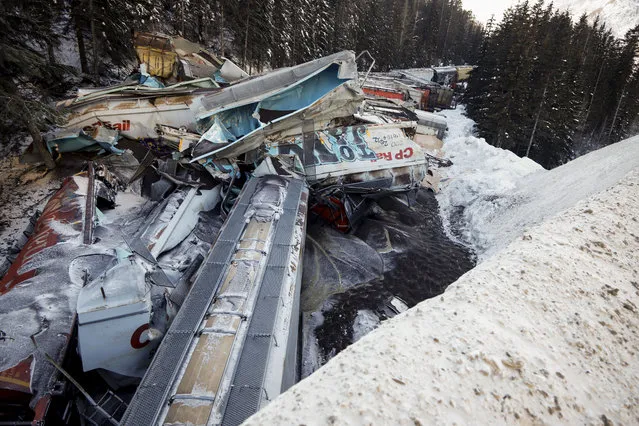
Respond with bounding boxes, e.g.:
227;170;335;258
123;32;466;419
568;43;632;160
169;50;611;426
121;179;261;426
220;180;304;426
121;175;307;426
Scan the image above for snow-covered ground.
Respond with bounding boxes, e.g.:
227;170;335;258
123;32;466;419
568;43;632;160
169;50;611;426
245;150;639;426
352;310;381;343
436;106;639;261
435;106;543;259
0;157;73;276
245;107;639;425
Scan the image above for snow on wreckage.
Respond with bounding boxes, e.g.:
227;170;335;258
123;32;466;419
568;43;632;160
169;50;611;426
0;33;452;425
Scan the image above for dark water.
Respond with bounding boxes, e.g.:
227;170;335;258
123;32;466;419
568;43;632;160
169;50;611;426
309;189;476;360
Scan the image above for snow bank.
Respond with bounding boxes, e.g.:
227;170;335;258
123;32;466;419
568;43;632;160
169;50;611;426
435;106;543;257
351;310;380;343
436;106;639;261
244;167;639;425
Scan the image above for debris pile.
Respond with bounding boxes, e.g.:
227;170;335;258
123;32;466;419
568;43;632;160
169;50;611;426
360;65;474;111
0;33;458;425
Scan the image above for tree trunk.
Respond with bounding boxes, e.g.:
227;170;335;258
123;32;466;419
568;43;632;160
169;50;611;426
437;0;447;60
73;0;88;74
197;11;204;42
89;0;98;81
243;1;251;69
218;4;226;56
607;85;627;141
7;80;56;169
526;84;548;158
181;0;185;36
20;99;56;170
46;40;56;65
441;6;454;64
582;57;605;128
399;0;410;46
28;120;56;170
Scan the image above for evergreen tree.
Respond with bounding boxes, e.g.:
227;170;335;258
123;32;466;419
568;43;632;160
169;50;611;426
465;0;639;168
72;0;161;80
0;0;69;165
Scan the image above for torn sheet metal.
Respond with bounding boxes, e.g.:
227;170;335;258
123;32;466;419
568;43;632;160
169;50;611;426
155;124;201;152
57;83;218;142
172;36;222;80
58;78;219;110
191;63;356;161
122;176;309;426
192;81;364;162
363;71;455;111
267;122;428;187
76;255;154;377
147;186;221;258
0;174;88;415
195;51;357;120
432;66;459;86
139;63;166;88
47;126;124;155
253;156;302;178
194;116;237;155
133;32;227;81
414;109;447;139
392;68;435;84
425;83;455;109
76;184;221;378
355;98;418;125
361;75;429;110
218;57;250;83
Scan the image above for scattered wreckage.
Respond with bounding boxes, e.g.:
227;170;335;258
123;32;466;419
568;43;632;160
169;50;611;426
359;65;475;111
0;44;450;425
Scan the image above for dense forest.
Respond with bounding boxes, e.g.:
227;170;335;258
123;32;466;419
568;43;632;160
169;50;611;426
465;1;639;168
1;0;638;168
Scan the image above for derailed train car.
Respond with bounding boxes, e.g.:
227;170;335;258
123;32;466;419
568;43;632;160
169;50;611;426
0;175;88;422
0;46;449;425
0;163;224;423
360;65;475;111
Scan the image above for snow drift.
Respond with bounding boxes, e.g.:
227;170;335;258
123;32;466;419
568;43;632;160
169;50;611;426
436;106;639;261
244;157;639;426
243;108;639;425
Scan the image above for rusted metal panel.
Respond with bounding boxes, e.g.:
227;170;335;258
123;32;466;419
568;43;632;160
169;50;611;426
0;174;87;414
134;32;178;79
455;65;474;81
362;87;405;100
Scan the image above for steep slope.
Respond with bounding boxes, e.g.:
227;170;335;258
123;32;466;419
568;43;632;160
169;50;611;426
436;106;639;261
553;0;639;38
245;157;639;426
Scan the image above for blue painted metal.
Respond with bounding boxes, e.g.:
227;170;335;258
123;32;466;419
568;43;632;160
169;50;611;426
258;64;343;112
192;66;353;162
47;129;124;155
192;60;356;162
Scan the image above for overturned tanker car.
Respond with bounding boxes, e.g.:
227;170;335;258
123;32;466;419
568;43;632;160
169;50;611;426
0;48;448;425
0;158;226;423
